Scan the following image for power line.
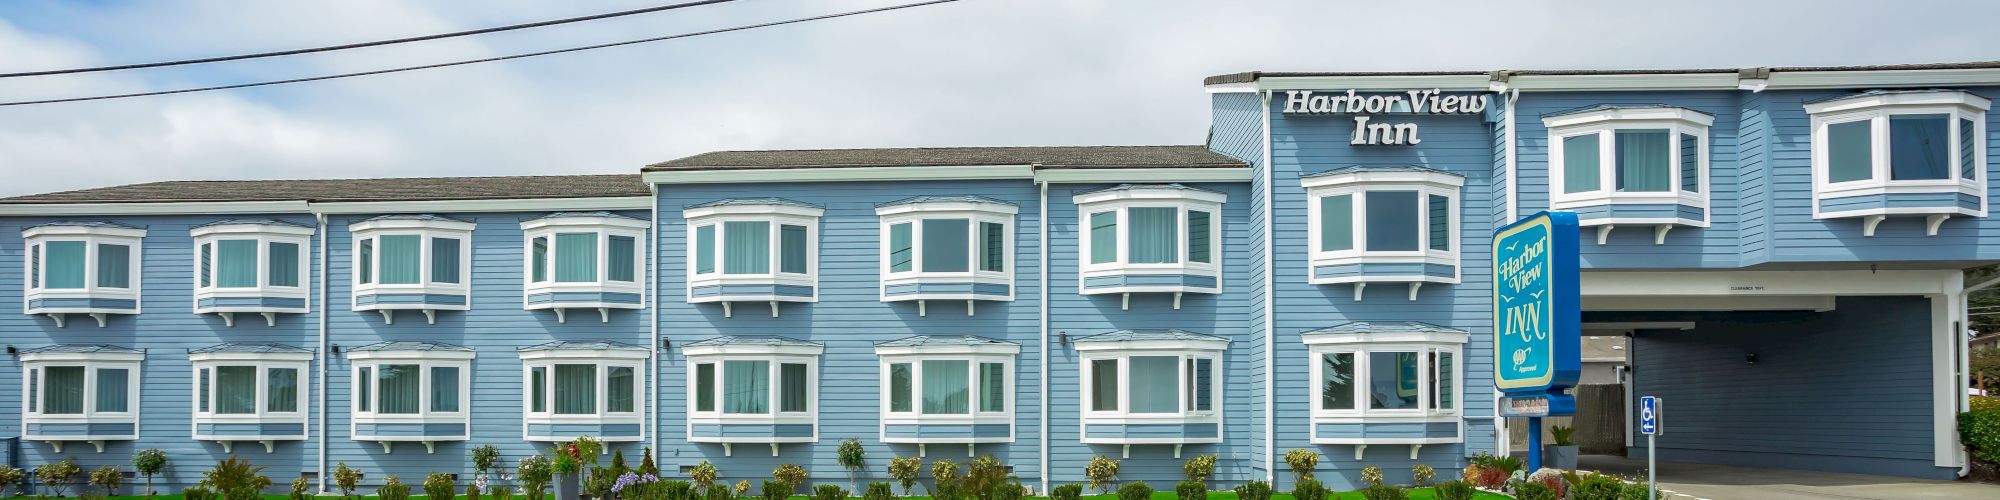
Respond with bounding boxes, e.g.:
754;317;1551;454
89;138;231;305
0;0;740;78
0;0;963;107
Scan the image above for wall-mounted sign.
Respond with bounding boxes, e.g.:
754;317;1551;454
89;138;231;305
1493;211;1581;393
1281;89;1490;146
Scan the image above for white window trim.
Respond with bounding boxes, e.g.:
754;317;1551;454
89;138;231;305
21;350;144;442
520;214;649;315
191;222;314;318
1302;170;1464;286
682;342;822;444
874;342;1020;444
1303;332;1465;445
348;217;475;313
875;200;1018;302
347;349;476;443
1543;108;1713;226
1072;187;1226;295
1075;341;1225;444
23;224;147;319
683;203;824;304
1806;91;1990;219
518;348;649;442
189;351;312;441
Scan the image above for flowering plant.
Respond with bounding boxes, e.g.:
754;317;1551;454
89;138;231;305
611;472;659;494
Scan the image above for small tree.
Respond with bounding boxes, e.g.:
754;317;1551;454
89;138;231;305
423;472;455;500
772;464;809;495
334;463;364;500
928;459;960;496
0;465;28;498
1283;449;1319;482
836;439;866;492
36;458;82;497
689;461;718;494
289;477;313;500
638;448;659;476
1084;456;1119;494
89;466;122;497
132;449;168;496
517;456;553;500
473;445;502;475
886;457;921;496
1181;454;1216;486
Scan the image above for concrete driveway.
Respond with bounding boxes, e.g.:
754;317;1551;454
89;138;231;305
1575;455;2000;500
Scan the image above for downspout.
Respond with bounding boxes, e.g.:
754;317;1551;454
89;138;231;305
650;184;662;462
1260;89;1276;483
315;211;329;494
1037;178;1050;495
1958;273;1999;476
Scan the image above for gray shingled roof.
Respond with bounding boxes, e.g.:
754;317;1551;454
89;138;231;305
684;335;821;348
877;195;1016;209
684;198;822;210
1300;165;1464;179
1542;104;1715;119
1075;183;1225;197
189;342;312;354
1302;321;1467;336
347;341;473;352
523;211;645;222
191;219;312;229
0;174;647;205
876;335;1018;347
1205;60;2000;85
1072;329;1228;343
20;344;142;354
360;213;475;224
517;340;649;352
1803;88;1976;104
646;146;1247;171
27;220;142;230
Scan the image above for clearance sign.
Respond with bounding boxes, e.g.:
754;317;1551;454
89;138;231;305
1493;211;1581;393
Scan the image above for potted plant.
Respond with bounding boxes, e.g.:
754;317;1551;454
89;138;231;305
1546;425;1579;470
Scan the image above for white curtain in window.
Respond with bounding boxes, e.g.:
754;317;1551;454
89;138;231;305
216;366;258;414
1127;207;1179;264
554;364;597;415
431;237;461;284
723;221;769;274
44;241;86;289
266;368;297;412
1562;134;1602;194
96;368;128;412
430;366;459;412
1128;356;1178;413
555;233;597;282
889;363;912;412
723;360;768;414
217;240;259;287
96;243;130;288
378;364;420;414
607;366;635;413
921;360;968;414
1089;212;1117;264
779;363;807;412
1615;129;1671;192
780;225;808;274
979;362;1004;412
44;366;85;414
1090;359;1118;411
378;235;422;284
269;242;300;287
607;235;636;282
694;226;715;274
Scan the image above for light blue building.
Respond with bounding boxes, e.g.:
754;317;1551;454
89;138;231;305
0;61;1993;492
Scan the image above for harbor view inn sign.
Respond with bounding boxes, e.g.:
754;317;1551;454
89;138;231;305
1281;89;1490;145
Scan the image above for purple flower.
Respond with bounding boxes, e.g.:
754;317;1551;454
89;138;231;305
612;472;642;493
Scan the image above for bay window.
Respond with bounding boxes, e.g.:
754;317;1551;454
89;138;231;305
350;214;474;324
518;340;649;442
874;335;1019;446
684;336;823;451
1073;329;1227;446
1302;321;1465;447
23;222;146;327
684;199;824;317
21;344;143;452
1302;167;1463;299
192;220;313;326
1072;184;1225;307
521;212;649;322
190;343;312;452
348;341;475;452
1543;105;1712;244
875;196;1018;311
1807;90;1989;236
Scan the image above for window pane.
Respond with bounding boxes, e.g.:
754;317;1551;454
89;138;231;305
1828;120;1874;182
1127;207;1179;264
431;237;461;284
1320;195;1354;251
888;223;913;273
358;238;373;284
356;367;368;412
199;243;211;287
608;366;635;413
45;366;84;414
723;360;769;414
554;364;597;415
1434;351;1455;411
608;235;636;282
1891;114;1951;180
779;363;807;413
922;360;969;414
555;232;598;282
28;368;38;412
780;224;808;274
378;364;420;414
1562;133;1602;194
96;368;128;412
1129;356;1179;413
1321;353;1354;410
1090;359;1118;411
217;240;259;287
1368;352;1420;410
1680;133;1700;193
430;366;459;412
921;219;970;273
1427;194;1449;251
529;367;545;413
1088;211;1118;264
31;244;40;288
1187;210;1211;263
45;241;86;289
217;366;258;414
266;368;298;413
1193;358;1212;411
378;235;422;284
695;364;715;412
1365;191;1420;251
97;243;131;288
531;236;549;282
269;242;300;287
979;362;1005;412
979;222;1005;272
889;363;913;412
694;225;715;274
1615;129;1671;192
723;221;770;274
1962;118;1978;179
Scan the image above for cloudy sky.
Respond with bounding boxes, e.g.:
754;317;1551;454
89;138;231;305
1;0;1996;197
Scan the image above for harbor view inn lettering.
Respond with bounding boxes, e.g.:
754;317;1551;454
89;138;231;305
1282;89;1490;146
1498;235;1548;373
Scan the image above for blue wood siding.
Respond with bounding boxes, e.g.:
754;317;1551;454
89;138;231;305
1211;91;1273;483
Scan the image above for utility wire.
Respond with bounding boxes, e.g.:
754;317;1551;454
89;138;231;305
0;0;962;107
0;0;739;78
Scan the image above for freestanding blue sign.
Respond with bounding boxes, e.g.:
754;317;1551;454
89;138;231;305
1492;211;1581;471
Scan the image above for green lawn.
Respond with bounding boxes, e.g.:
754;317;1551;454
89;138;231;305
84;490;1510;500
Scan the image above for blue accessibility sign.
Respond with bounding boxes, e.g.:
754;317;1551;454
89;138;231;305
1640;396;1662;435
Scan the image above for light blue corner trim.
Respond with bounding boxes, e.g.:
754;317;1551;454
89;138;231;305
355;293;468;306
689;424;817;438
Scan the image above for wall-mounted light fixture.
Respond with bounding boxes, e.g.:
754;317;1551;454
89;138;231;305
329;344;341;355
4;345;15;355
1058;332;1069;347
659;338;671;350
1745;352;1759;365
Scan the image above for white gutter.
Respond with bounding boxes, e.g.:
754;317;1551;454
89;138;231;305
315;212;329;494
1503;88;1520;220
1037;180;1050;495
649;184;662;463
1259;89;1276;483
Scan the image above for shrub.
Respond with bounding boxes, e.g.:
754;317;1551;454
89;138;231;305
1358;485;1409;500
962;455;1010;500
1181;454;1217;485
473;445;503;475
1526;468;1566;499
1565;471;1625;500
1513;481;1556;500
929;459;960;487
1359;466;1383;488
886;457;921;496
773;464;809;495
88;466;121;497
1230;480;1271;500
931;479;963;500
424;472;456;500
1083;456;1118;493
182;486;218;500
810;484;845;500
707;483;736;500
36;458;82;497
1433;480;1475;500
1410;464;1434;488
1290;478;1327;500
690;461;719;494
379;476;412;500
1961;406;2000;465
334;463;364;499
493;487;514;500
663;480;695;500
735;480;751;498
132;449;168;496
991;481;1025;500
466;484;482;500
639;448;660;477
202;456;272;500
516;456;553;500
1174;480;1206;500
611;450;631;478
1049;483;1084;500
1618;482;1665;500
759;480;789;500
837;439;866;491
289;477;312;500
0;465;26;498
863;481;894;500
1283;449;1319;481
1114;481;1151;500
585;467;618;499
1551;425;1577;446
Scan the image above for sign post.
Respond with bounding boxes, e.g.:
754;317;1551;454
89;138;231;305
1640;396;1663;499
1493;211;1581;472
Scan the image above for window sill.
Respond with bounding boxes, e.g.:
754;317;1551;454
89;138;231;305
352;283;469;324
688;414;817;444
1309;252;1456;300
1078;265;1220;309
26;288;139;327
195;287;308;326
1309;415;1462;452
25;414;138;442
1553;192;1711;244
880;414;1014;443
1815;181;1985;236
881;274;1013;307
193;413;308;442
1080;414;1221;445
525;413;644;442
688;274;817;317
524;281;644;322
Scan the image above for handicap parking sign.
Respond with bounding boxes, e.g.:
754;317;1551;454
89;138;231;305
1640;396;1662;435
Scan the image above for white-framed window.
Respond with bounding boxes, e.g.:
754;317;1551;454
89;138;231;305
189;344;312;442
1072;185;1225;296
1301;167;1463;289
350;215;473;297
1301;322;1465;445
191;220;313;319
20;345;144;442
518;341;649;442
348;342;475;445
875;197;1018;303
873;336;1019;443
23;222;147;322
1807;90;1989;220
683;336;823;444
1544;106;1713;220
683;199;824;307
521;212;648;319
1073;330;1226;444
